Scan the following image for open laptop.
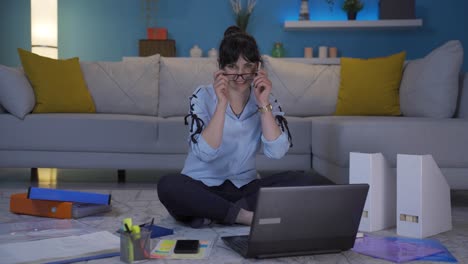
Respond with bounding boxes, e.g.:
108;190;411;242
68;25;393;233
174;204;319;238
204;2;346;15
222;184;369;258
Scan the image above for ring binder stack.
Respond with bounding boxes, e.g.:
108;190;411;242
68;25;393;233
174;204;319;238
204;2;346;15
10;187;112;219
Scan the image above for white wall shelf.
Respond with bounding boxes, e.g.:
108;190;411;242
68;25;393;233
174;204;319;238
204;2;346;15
282;58;341;65
284;19;423;30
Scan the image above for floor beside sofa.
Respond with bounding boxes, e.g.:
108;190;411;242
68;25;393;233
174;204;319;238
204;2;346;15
0;169;468;263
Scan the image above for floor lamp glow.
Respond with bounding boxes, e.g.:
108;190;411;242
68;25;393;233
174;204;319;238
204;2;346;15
31;0;57;59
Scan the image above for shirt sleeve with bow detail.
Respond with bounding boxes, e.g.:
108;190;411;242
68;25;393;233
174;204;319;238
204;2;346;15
261;93;293;159
184;86;220;162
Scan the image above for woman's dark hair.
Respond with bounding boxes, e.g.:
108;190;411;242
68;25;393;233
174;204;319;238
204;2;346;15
218;26;262;69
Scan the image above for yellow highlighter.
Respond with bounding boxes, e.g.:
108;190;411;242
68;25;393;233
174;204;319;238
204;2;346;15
131;225;141;238
122;218;133;231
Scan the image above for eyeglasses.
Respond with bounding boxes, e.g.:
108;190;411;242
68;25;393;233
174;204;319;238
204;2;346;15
223;72;258;81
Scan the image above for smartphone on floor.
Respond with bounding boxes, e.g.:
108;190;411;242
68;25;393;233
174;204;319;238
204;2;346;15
174;239;200;254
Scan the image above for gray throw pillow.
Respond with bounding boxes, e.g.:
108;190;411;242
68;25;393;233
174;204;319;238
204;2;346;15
400;40;464;118
0;65;35;119
80;54;160;116
158;57;218;117
263;55;341;117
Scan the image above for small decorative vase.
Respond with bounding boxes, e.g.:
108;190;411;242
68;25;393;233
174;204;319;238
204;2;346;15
347;11;357;20
304;47;313;58
208;48;218;58
329;47;338;58
271;42;285;58
190;45;202;57
318;46;328;59
299;0;310;21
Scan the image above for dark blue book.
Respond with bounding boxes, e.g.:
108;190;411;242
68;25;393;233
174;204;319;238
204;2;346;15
28;187;111;205
146;224;174;238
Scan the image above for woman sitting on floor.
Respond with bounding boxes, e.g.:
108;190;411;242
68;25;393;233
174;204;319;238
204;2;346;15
157;26;315;228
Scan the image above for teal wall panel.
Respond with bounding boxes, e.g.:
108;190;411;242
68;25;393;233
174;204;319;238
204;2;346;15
1;0;466;70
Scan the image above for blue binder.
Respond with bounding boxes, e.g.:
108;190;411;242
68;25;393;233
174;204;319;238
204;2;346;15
28;187;111;205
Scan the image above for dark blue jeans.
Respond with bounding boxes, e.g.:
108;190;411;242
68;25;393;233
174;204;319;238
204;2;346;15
157;171;320;225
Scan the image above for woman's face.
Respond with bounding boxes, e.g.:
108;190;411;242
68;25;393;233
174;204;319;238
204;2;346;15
223;56;258;93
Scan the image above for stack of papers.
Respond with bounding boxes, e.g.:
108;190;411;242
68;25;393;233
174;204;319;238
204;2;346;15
0;231;119;264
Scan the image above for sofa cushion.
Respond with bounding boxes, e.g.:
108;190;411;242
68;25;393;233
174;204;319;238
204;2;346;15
457;73;468;118
155;117;190;153
263;56;340;117
80;54;160;116
18;49;96;113
154;116;310;155
282;117;311;154
335;52;405;116
158;57;218;117
400;40;464;118
311;116;468;168
0;114;160;153
0;65;35;119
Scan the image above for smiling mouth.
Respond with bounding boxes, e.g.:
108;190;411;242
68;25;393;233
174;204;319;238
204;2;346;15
231;80;249;85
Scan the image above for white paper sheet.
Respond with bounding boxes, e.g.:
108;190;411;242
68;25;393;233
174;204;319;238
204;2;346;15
0;231;119;264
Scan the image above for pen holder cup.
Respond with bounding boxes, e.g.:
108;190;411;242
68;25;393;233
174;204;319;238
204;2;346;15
120;229;152;263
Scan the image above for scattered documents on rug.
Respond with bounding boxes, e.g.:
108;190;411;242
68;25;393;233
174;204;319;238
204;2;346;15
0;231;119;264
353;234;456;263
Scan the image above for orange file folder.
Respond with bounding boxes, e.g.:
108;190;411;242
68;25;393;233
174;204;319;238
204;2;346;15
10;193;73;218
10;193;112;219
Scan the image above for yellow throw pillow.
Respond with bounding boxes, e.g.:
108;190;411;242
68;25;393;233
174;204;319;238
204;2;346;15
18;48;95;113
335;51;406;116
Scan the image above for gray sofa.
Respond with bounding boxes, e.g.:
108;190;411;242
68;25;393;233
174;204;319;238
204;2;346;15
1;47;467;189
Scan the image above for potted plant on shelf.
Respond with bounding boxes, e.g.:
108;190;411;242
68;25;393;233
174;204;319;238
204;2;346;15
143;0;167;40
324;0;335;11
230;0;257;32
342;0;364;20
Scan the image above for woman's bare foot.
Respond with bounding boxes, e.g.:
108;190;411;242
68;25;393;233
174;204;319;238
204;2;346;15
235;208;253;226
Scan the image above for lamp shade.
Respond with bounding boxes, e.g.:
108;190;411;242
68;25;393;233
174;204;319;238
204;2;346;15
31;0;57;59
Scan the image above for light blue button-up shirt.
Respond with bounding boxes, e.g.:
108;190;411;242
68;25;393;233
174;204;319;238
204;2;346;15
181;84;290;188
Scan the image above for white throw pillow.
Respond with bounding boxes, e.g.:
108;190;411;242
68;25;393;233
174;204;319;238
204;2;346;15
400;40;464;118
0;65;35;119
263;55;341;117
80;54;160;116
158;57;218;117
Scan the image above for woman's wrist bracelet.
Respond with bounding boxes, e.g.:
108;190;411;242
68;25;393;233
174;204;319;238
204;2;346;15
257;104;273;113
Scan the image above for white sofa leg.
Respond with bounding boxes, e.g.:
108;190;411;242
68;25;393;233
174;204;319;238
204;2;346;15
349;152;396;232
397;154;452;238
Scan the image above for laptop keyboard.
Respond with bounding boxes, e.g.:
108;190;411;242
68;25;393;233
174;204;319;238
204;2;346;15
223;235;249;254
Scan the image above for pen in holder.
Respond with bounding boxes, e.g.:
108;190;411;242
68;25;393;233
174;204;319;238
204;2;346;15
120;227;152;263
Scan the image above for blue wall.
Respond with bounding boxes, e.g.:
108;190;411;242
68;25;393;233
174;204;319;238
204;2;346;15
1;0;467;70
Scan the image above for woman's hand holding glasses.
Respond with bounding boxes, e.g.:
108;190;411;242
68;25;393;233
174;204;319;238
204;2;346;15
213;70;230;107
252;67;272;107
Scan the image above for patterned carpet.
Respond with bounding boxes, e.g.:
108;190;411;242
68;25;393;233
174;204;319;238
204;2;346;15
0;169;467;263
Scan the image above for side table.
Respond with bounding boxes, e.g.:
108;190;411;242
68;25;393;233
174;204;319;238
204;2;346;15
139;39;176;57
